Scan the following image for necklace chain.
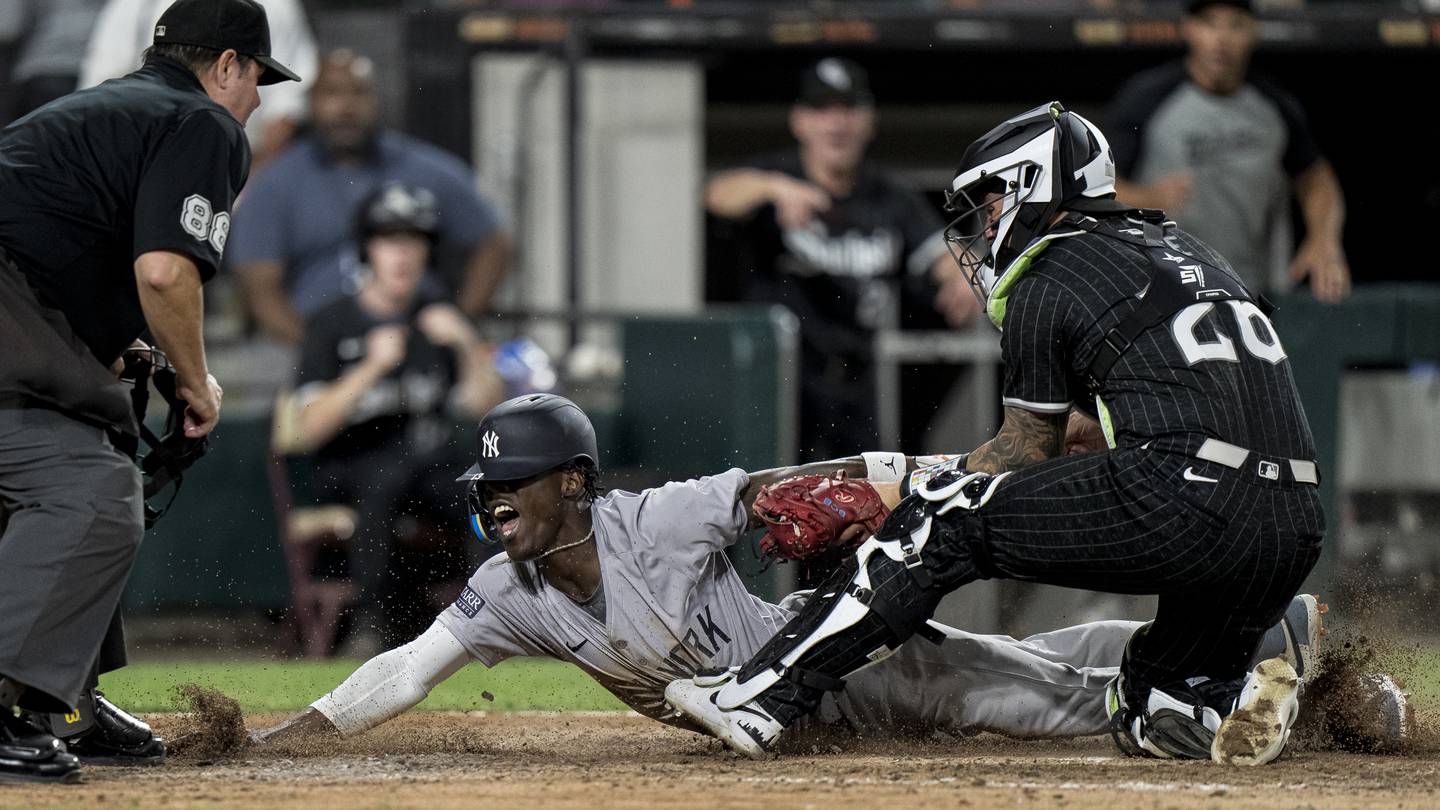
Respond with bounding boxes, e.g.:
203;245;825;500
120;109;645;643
521;527;596;561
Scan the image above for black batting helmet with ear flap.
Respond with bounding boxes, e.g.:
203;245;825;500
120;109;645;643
457;394;599;484
356;183;440;265
458;394;600;544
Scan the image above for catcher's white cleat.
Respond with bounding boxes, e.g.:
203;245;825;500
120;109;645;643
1212;657;1301;766
664;672;784;760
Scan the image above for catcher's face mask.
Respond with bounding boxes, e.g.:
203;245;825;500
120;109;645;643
943;161;1042;309
942;101;1121;311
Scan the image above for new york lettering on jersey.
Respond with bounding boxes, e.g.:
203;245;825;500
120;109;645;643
657;605;734;679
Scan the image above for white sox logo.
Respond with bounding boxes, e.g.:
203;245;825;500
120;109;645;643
481;430;501;458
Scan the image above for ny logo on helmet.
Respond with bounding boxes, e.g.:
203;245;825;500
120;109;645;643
481;430;501;458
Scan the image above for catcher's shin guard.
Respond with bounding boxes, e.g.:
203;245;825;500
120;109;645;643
714;471;1009;725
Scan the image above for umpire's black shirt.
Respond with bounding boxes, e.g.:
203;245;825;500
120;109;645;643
0;56;250;367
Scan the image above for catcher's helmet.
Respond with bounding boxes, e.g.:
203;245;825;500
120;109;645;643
942;101;1115;307
457;394;599;543
356;183;439;262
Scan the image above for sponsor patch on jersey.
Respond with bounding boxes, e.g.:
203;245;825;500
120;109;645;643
455;586;486;618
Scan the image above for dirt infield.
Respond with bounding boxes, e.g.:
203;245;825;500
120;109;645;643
4;711;1440;809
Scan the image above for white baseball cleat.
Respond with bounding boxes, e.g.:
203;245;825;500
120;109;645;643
664;672;783;760
1212;657;1301;766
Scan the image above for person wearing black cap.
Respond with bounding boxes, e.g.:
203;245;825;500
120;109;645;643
1107;0;1350;303
0;0;298;783
706;57;978;473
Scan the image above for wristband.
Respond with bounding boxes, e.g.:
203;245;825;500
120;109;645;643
862;451;907;484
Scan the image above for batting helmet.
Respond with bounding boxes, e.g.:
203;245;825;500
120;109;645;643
457;394;600;543
942;101;1115;308
356;183;439;263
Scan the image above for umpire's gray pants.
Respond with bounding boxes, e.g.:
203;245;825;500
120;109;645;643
0;406;142;712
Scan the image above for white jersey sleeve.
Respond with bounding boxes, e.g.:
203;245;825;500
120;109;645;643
436;555;553;666
311;620;471;736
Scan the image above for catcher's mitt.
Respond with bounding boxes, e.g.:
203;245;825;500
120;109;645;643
754;472;889;561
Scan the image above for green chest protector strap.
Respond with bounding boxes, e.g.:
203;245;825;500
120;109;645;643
1073;210;1271;394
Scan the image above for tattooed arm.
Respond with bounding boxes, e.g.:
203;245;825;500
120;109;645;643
965;407;1068;474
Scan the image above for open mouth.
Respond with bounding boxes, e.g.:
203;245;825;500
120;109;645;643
491;504;521;538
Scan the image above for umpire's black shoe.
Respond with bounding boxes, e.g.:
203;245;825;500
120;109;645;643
0;708;82;784
48;693;166;766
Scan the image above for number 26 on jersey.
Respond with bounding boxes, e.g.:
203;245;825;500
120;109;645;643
1171;300;1287;365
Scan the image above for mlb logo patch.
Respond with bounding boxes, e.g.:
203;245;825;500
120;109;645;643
455;586;486;618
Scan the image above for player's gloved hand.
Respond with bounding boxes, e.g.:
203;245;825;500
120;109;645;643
753;472;889;561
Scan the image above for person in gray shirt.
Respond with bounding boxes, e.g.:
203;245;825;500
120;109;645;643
1107;0;1350;302
252;394;1323;748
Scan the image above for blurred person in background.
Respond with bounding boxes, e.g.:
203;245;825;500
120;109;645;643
1107;0;1350;302
706;57;979;466
79;0;317;167
287;183;507;656
0;0;107;126
230;48;511;346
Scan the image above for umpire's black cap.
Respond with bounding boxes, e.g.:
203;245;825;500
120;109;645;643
457;394;599;483
154;0;302;85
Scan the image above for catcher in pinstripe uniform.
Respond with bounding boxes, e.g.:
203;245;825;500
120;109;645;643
666;101;1325;766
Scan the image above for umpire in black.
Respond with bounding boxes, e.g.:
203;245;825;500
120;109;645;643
0;0;298;783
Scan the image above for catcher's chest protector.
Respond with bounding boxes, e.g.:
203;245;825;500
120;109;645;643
1073;212;1264;393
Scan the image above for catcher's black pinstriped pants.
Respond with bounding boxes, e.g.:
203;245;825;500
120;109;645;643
753;447;1323;721
941;447;1323;693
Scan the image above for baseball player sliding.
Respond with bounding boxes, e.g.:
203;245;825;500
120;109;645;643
254;394;1327;747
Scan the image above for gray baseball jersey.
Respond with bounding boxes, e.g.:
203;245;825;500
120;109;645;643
1108;63;1323;296
438;469;1133;738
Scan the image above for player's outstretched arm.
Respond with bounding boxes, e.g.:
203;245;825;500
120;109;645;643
742;456;866;520
743;450;968;518
251;621;472;744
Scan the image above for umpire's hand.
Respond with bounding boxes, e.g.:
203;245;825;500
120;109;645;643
179;373;223;438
